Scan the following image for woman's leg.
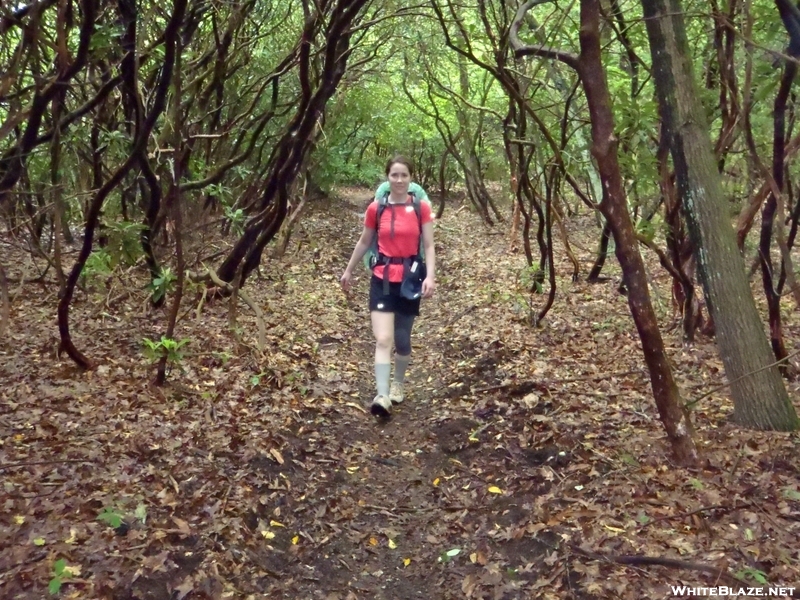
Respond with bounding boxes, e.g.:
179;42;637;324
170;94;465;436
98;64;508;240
371;310;394;399
390;313;415;403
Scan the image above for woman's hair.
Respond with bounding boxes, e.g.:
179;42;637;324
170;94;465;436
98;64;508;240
385;155;414;177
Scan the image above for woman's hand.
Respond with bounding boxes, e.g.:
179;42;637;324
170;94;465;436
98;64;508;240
340;269;354;293
422;276;435;299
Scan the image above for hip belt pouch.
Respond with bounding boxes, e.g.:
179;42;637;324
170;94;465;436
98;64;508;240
400;257;426;300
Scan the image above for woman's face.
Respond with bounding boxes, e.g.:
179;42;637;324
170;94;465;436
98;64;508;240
387;162;411;195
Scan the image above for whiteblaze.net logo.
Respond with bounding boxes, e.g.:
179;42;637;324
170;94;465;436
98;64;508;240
670;587;796;597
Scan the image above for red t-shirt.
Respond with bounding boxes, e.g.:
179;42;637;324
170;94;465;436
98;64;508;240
365;199;432;282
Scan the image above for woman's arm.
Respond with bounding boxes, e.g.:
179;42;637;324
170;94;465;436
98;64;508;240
341;226;375;291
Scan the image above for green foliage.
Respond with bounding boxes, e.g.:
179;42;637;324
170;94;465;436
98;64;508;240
783;487;800;501
134;502;148;524
48;558;68;594
735;567;769;585
224;206;247;237
437;547;462;563
142;336;190;365
518;264;546;295
147;267;177;304
97;506;124;528
249;371;269;388
635;218;656;244
105;220;145;267
82;250;113;287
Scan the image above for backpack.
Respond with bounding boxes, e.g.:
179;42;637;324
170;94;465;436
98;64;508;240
362;191;424;271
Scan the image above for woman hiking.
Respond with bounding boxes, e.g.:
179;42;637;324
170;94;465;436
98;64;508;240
340;156;436;417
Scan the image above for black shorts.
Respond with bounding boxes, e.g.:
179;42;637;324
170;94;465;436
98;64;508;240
369;275;421;316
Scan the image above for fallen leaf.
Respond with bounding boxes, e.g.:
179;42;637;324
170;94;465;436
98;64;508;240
270;520;285;528
261;530;276;539
172;517;191;535
292;535;300;545
488;486;503;494
174;577;193;600
344;402;367;414
13;515;25;525
388;539;397;549
433;478;440;487
403;558;411;567
369;537;378;546
270;448;285;465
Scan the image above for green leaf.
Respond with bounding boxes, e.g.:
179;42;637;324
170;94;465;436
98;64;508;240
620;453;640;467
753;570;768;584
53;559;66;576
48;577;62;595
97;507;123;528
689;478;704;490
34;537;46;546
135;503;147;524
736;567;769;584
438;547;462;563
782;487;800;501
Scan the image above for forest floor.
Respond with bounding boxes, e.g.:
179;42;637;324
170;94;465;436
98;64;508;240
1;187;800;600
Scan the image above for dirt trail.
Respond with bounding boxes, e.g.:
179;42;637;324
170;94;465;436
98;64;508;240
252;240;543;599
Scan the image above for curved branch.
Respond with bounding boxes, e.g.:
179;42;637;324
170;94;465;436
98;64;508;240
57;0;188;369
509;0;580;70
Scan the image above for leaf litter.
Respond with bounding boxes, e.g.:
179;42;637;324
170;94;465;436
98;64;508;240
0;188;799;599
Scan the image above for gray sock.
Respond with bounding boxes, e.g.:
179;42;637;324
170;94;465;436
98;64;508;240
394;354;411;383
375;363;391;397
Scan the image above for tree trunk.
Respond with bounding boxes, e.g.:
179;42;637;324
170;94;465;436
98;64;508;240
156;37;185;386
641;0;798;430
511;0;702;465
0;263;8;340
436;148;448;220
587;221;611;282
575;0;698;465
759;58;794;374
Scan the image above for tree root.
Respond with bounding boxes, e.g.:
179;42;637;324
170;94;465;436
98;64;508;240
569;543;746;586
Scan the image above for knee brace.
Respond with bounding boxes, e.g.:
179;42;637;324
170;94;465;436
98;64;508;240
394;313;415;355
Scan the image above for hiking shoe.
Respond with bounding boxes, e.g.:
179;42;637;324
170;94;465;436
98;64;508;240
370;394;392;418
389;381;404;404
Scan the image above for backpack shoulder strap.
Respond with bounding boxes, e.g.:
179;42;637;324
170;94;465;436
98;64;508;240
375;194;389;234
411;195;424;256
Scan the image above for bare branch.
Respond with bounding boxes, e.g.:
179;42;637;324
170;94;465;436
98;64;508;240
509;0;580;70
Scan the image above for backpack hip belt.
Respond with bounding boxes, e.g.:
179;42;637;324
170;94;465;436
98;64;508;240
373;253;422;295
